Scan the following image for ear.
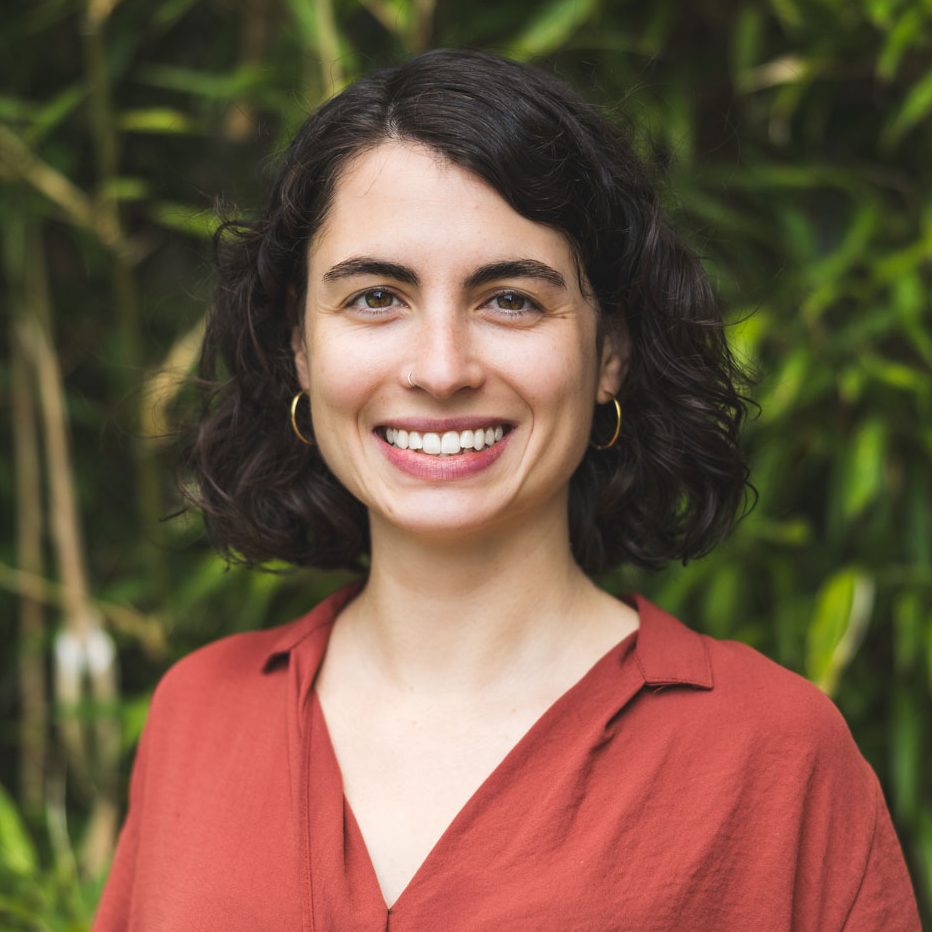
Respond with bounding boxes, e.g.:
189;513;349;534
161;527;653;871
291;325;311;391
596;328;629;403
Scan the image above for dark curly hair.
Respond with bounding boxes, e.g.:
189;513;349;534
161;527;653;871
183;47;753;576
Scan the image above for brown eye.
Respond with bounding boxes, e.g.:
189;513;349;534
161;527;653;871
364;289;394;308
496;292;527;311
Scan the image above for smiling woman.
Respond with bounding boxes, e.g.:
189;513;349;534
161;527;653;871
94;49;920;931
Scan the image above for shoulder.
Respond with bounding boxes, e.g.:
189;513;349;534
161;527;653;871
635;596;860;765
140;622;298;740
689;632;873;788
154;623;293;699
633;595;871;790
144;585;355;731
705;635;846;729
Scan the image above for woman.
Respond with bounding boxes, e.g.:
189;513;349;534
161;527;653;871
95;49;920;930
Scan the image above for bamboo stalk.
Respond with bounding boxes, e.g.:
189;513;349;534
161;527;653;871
408;0;437;53
82;0;168;599
314;0;345;94
0;562;167;658
23;236;122;878
223;0;269;140
5;222;48;819
0;123;119;248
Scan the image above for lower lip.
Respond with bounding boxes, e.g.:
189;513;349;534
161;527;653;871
375;430;512;480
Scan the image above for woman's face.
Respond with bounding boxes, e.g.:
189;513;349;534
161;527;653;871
293;140;624;543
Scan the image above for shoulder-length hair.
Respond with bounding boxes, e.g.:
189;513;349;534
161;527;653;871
183;47;753;576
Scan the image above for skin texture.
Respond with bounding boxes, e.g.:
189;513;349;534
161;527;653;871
291;141;640;907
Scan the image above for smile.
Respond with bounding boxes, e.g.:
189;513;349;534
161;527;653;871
381;425;507;456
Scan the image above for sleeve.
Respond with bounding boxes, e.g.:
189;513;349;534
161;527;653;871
92;703;153;931
840;772;922;932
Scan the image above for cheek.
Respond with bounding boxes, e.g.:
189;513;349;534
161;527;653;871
305;325;394;429
498;333;597;416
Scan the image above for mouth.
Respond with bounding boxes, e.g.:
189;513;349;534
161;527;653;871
376;423;512;456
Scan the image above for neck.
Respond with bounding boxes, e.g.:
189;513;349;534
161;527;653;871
340;498;605;693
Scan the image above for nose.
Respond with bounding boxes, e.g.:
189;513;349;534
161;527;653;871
406;307;484;398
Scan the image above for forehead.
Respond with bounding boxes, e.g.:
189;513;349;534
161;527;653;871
308;141;581;282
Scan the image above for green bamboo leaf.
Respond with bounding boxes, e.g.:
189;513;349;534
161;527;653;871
119;107;196;134
704;163;860;193
101;177;149;202
860;354;929;394
837;366;865;404
840;419;887;520
138;64;263;101
26;84;85;145
0;783;37;876
748;517;812;546
0;95;35;120
874;224;932;282
806;568;874;695
864;0;898;28
883;67;932;148
731;6;763;88
508;0;599;60
725;308;768;369
761;347;809;419
877;7;925;81
806;203;879;289
148;202;219;239
282;0;318;47
769;0;802;28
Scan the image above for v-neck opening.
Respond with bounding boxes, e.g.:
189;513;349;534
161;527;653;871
308;622;640;915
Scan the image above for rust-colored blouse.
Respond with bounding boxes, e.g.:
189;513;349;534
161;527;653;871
94;585;920;930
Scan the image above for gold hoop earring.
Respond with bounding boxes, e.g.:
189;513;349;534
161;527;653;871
289;390;314;445
590;397;622;450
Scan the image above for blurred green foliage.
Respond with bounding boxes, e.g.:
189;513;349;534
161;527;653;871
1;0;930;927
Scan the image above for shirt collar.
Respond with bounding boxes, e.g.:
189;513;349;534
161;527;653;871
259;581;363;673
631;593;713;689
260;584;713;692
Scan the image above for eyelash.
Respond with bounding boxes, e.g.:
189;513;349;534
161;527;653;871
344;288;543;319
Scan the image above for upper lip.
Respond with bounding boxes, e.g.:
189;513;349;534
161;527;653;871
375;417;514;433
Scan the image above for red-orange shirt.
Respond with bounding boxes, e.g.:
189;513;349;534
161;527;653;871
94;585;921;930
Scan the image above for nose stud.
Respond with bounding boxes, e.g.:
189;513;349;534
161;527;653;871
407;369;417;388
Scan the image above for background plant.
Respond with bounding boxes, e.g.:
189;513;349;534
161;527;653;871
1;0;930;927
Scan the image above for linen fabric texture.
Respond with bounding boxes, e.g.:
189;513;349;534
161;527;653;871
94;585;921;931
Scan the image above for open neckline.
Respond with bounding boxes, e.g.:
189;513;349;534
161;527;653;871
308;622;640;913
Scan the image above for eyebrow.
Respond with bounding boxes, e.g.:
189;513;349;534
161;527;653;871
321;256;567;290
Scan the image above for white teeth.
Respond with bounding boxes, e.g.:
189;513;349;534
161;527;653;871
383;425;508;455
422;432;442;455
